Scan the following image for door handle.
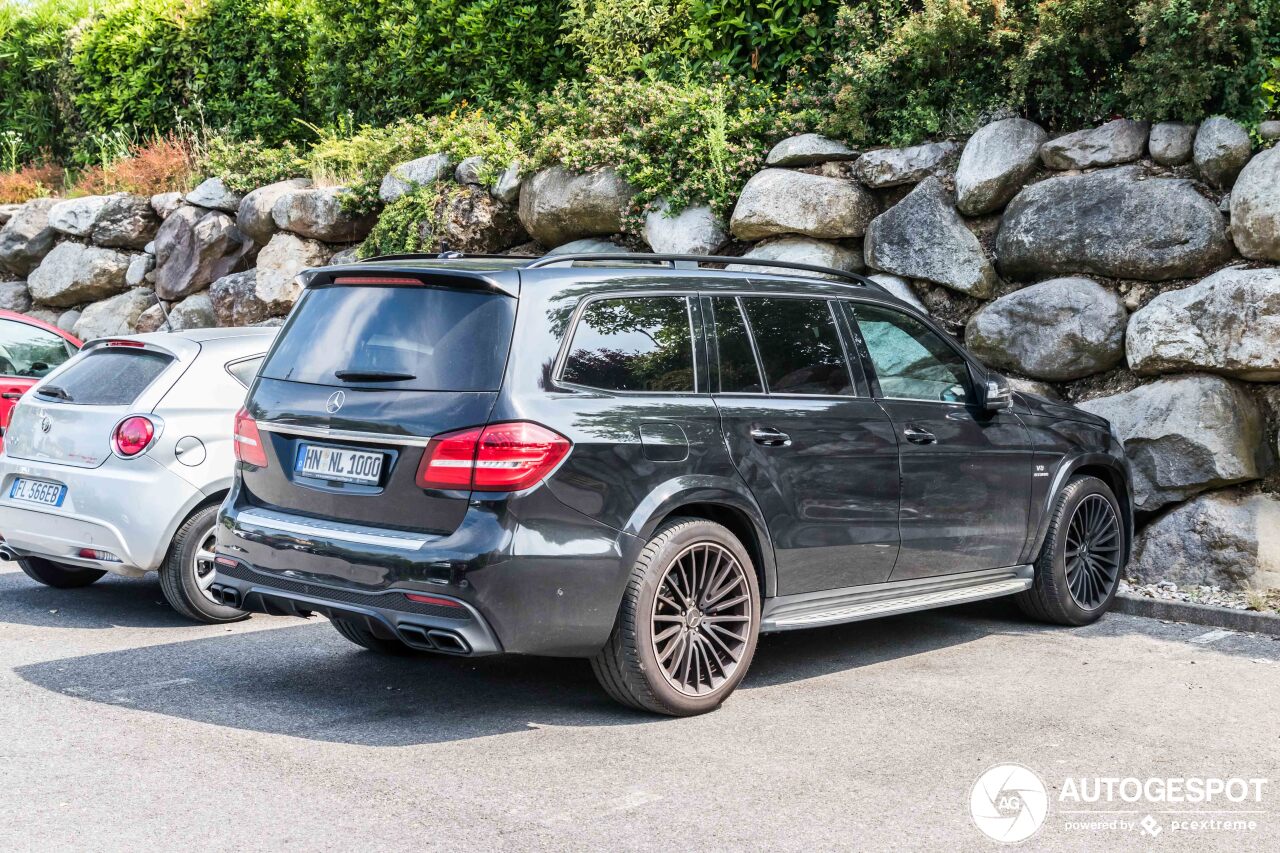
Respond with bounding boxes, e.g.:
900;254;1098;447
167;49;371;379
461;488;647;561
2;392;23;400
750;427;791;447
903;426;937;445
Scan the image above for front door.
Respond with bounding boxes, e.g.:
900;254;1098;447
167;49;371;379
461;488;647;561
846;302;1033;579
709;294;900;595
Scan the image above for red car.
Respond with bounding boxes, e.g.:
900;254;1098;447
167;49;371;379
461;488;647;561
0;311;82;448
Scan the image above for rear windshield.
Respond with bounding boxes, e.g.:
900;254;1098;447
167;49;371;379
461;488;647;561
36;349;172;406
261;285;516;392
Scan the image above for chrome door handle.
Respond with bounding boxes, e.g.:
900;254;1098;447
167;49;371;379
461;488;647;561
1;392;22;400
750;427;791;447
903;427;936;445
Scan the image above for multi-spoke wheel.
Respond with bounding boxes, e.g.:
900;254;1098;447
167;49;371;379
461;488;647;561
160;504;249;624
1017;476;1127;626
592;517;760;716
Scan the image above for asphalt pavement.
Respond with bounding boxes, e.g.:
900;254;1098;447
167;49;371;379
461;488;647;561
1;562;1277;852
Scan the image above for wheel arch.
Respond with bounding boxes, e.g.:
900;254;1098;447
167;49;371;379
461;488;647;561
1024;454;1134;566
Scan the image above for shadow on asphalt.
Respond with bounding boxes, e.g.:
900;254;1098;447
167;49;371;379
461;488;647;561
0;568;191;630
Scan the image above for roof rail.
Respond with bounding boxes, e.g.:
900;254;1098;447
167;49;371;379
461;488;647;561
523;252;878;289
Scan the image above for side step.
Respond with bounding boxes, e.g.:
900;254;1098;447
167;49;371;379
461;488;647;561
761;566;1033;632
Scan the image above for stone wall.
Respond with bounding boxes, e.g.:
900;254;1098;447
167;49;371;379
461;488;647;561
1;116;1278;592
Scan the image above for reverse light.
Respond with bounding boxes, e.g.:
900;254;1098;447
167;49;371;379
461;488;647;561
416;421;571;492
233;407;268;467
112;416;155;457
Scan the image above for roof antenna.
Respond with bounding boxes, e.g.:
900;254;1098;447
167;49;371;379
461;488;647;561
155;296;173;332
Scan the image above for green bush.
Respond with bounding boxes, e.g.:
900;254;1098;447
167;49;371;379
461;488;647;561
685;0;840;80
358;183;458;257
307;0;579;127
0;0;87;162
200;134;308;194
561;0;690;73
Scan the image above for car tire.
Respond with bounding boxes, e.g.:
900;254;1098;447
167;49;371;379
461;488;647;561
591;517;761;716
18;556;106;589
331;617;416;655
1016;475;1126;627
159;504;249;624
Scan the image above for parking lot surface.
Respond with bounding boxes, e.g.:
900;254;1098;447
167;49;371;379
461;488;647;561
1;563;1277;852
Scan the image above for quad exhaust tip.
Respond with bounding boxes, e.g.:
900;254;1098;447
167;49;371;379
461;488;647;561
397;624;470;655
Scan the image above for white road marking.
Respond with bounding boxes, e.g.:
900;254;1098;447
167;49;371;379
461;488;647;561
1189;628;1236;645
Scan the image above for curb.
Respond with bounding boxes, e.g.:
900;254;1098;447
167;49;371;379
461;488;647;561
1111;592;1280;638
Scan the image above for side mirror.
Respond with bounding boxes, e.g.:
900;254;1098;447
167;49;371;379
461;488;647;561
983;372;1013;411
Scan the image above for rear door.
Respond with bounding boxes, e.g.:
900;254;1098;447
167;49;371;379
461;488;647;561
709;293;900;595
242;281;517;535
0;318;78;430
844;301;1033;578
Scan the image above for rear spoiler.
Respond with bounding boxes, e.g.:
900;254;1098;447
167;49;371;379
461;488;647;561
301;264;519;297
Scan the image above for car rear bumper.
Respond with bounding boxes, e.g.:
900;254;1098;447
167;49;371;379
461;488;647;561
214;483;639;657
0;454;205;574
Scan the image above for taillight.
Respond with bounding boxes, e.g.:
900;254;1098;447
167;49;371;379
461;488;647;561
416;421;571;492
112;416;155;457
233;407;268;467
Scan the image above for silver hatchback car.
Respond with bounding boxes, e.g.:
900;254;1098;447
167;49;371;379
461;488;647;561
0;327;276;622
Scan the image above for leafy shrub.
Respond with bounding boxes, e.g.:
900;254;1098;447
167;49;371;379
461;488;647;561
0;162;64;204
69;133;198;196
357;183;457;258
0;0;89;161
200;134;308;194
685;0;840;80
561;0;690;73
307;0;579;126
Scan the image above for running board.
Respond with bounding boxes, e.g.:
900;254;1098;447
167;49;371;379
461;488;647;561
761;565;1033;632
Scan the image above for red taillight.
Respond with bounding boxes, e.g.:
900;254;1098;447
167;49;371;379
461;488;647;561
112;416;155;457
233;407;268;467
104;339;145;348
416;421;571;492
332;277;424;285
404;592;464;608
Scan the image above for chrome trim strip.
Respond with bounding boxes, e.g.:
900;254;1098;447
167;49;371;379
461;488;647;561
256;421;432;447
235;508;432;548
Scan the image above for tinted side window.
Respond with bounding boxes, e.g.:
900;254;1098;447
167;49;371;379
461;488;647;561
854;304;971;403
740;297;852;396
227;356;264;388
711;296;763;393
562;296;695;392
0;321;74;379
37;350;172;406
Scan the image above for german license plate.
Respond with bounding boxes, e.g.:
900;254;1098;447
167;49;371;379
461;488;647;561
9;477;66;507
295;444;384;485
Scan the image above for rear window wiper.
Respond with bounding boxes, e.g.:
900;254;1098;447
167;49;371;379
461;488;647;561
333;370;416;383
36;385;73;401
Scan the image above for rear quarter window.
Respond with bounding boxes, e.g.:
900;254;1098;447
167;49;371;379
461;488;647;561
36;349;172;405
560;296;695;393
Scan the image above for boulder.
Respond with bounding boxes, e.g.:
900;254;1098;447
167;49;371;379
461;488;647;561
254;232;332;315
93;195;160;249
517;167;633;247
729;169;875;242
150;192;184;220
454;156;484;186
1005;376;1058;399
1076;374;1266;512
1229;147;1280;261
125;253;154;287
271;186;376;243
1148;122;1196;166
0;204;19;226
236;178;312;245
329;245;361;265
27;242;132;307
167;291;216;331
955;118;1047;216
491;161;523;205
0;198;58;277
422;187;526;254
1193;116;1251;188
1125;266;1280;380
1039;119;1148;170
72;288;158;341
185;177;243;213
726;236;862;279
765;134;858;167
0;281;31;313
1130;489;1280;589
134;303;166;334
152;206;253;301
210;270;273;327
378;153;452;203
1259;121;1280;142
48;195;112;237
853;141;957;188
996;166;1232;281
55;309;80;334
23;309;60;326
642;200;727;255
864;177;995;297
546;238;622;255
867;273;927;313
965;278;1126;380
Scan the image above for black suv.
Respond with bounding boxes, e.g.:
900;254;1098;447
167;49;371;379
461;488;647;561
213;253;1132;716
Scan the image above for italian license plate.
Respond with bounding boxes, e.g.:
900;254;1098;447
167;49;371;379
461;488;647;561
295;443;385;485
9;477;66;507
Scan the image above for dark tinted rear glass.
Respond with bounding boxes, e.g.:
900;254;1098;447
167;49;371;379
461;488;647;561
37;349;172;405
741;297;853;396
711;297;763;393
261;286;515;392
561;296;695;392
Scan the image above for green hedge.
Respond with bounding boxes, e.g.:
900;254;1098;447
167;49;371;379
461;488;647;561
0;0;88;162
